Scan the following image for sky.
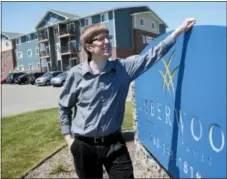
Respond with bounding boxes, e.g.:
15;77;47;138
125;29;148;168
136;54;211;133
1;1;226;34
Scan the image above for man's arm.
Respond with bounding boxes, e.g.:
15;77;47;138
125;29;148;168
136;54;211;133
58;69;78;147
120;18;196;81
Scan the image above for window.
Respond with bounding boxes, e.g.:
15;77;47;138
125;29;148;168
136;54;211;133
17;51;23;59
26;35;30;42
16;39;20;45
140;18;144;26
6;55;10;60
37;62;40;69
34;33;37;39
141;35;146;44
100;13;108;22
54;27;58;35
146;36;153;44
18;65;24;71
152;22;155;29
85;17;92;26
27;49;32;57
68;23;75;33
30;33;37;40
29;64;33;70
36;47;39;55
5;41;9;46
55;43;60;51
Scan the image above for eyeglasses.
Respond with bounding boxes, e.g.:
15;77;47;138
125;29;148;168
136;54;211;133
91;35;113;43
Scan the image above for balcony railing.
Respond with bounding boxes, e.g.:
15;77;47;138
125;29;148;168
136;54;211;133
61;44;78;54
38;34;48;41
40;50;50;57
59;27;76;36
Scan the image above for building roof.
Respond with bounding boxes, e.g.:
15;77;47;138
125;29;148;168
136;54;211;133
49;9;80;19
35;9;80;29
1;32;24;39
70;5;168;27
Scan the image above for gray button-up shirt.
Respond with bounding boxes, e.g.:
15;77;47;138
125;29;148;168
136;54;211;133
58;35;176;137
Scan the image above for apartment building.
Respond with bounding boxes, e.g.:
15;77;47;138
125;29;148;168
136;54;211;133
3;5;168;73
14;32;43;72
1;32;22;77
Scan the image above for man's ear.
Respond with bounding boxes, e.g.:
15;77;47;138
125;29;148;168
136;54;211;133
85;44;93;53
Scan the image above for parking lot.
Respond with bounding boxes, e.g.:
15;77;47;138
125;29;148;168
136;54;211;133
2;84;62;117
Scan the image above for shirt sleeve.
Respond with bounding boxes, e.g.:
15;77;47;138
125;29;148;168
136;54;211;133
120;35;176;81
58;69;78;134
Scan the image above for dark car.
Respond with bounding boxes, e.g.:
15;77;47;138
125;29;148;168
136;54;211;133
28;72;45;85
5;72;26;84
14;73;31;85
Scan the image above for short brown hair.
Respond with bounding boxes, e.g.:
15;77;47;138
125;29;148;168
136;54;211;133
80;24;109;61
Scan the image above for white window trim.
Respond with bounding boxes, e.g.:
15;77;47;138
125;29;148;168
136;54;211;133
27;49;32;57
151;22;156;29
26;35;31;43
55;43;60;52
21;65;25;71
18;65;25;71
36;47;39;55
29;63;34;70
141;35;146;44
146;36;153;44
100;12;109;23
17;51;23;59
140;18;145;26
85;17;92;26
37;62;41;69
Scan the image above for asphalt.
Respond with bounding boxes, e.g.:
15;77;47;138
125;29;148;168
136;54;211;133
1;84;62;117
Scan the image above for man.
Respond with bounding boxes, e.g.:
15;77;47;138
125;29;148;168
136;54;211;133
59;17;196;178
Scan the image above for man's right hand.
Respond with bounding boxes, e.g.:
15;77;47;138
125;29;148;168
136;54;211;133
64;134;74;148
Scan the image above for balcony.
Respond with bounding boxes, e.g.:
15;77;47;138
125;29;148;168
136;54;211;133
38;32;48;42
40;50;50;58
61;44;78;55
59;27;76;38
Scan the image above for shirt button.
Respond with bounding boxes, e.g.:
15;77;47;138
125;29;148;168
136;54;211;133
100;84;104;89
102;111;106;115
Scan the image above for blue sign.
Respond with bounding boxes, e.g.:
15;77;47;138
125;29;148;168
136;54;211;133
135;26;226;178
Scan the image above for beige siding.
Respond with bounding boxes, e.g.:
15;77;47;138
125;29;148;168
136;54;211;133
132;13;160;35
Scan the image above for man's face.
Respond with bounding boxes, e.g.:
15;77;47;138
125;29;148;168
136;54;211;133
86;32;112;59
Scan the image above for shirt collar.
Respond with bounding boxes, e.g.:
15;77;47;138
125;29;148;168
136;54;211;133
82;59;116;76
82;60;92;76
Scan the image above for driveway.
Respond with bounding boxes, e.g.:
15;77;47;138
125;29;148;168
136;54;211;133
1;84;62;117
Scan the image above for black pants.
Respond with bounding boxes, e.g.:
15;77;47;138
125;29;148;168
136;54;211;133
70;132;134;179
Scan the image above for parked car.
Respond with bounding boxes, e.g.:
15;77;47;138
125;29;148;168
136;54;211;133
51;71;68;87
5;72;26;84
1;76;7;84
28;72;45;85
14;73;31;85
35;71;62;86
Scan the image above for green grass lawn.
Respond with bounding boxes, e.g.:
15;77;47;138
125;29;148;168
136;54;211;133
2;101;134;178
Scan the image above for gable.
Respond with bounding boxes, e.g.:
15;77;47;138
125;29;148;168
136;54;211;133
36;11;66;29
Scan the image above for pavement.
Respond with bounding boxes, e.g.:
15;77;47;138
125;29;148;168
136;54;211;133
1;84;62;117
1;83;133;117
